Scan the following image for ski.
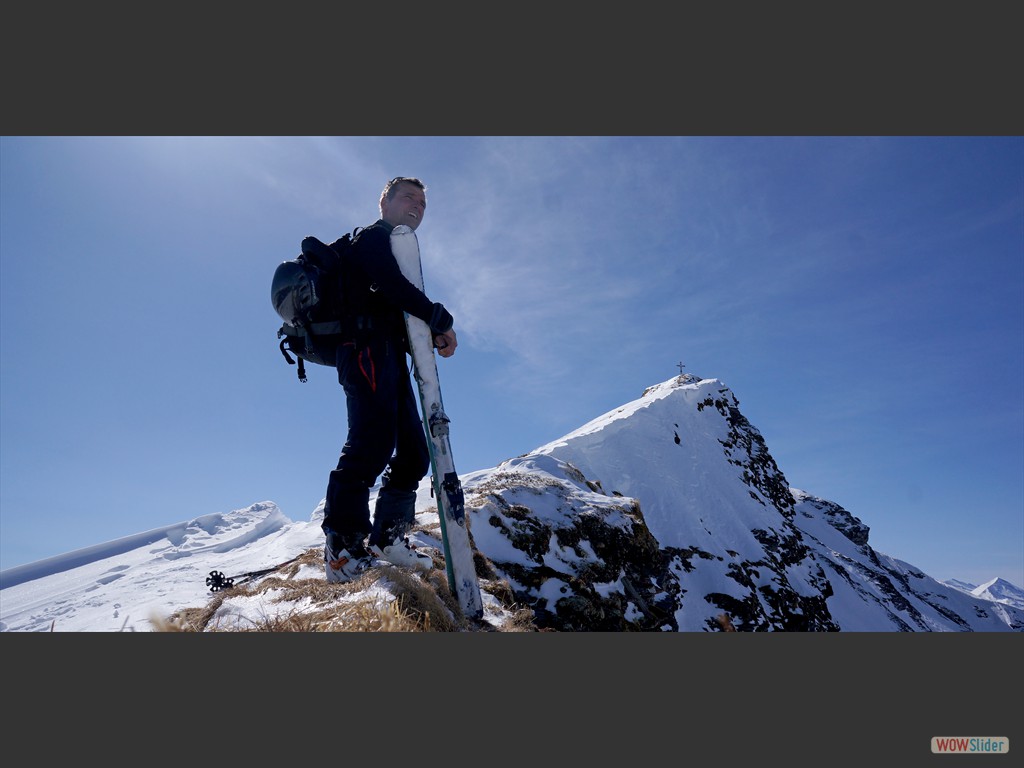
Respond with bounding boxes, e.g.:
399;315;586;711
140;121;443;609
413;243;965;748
390;224;483;619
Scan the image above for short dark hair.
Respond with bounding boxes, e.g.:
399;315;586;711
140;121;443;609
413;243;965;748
380;176;426;208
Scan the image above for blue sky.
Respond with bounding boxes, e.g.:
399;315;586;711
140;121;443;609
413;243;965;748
1;136;1021;588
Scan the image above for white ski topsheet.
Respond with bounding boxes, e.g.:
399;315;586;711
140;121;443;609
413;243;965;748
390;225;482;618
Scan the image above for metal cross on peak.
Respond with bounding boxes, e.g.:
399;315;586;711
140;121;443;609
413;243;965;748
676;361;686;375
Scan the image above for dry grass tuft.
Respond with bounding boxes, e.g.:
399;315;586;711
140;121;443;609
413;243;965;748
153;542;541;633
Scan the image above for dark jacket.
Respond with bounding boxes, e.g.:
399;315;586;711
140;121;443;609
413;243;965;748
331;219;452;346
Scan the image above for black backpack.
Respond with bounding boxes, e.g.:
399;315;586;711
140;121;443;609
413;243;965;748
272;228;360;382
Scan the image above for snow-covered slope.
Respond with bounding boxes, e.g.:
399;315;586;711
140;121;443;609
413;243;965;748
461;374;1023;631
2;374;1020;632
0;502;326;632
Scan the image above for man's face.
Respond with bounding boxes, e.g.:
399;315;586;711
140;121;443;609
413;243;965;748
381;182;427;231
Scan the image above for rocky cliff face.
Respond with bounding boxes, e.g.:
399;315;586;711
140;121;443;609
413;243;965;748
459;375;1023;632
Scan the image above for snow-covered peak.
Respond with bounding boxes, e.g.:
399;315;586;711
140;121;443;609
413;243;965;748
971;577;1024;610
532;374;793;554
535;373;710;452
462;374;1021;631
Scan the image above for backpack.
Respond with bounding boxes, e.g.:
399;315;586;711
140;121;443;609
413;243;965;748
271;228;360;382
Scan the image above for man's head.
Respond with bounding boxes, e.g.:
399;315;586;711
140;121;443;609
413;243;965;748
380;176;427;231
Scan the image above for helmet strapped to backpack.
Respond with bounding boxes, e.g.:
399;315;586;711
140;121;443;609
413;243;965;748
272;229;360;382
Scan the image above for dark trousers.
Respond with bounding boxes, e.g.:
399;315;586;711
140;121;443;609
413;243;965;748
322;335;429;544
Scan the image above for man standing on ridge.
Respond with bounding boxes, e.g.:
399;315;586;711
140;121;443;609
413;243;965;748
322;176;458;583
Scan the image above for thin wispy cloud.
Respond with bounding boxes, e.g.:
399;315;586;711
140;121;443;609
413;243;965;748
1;135;1020;591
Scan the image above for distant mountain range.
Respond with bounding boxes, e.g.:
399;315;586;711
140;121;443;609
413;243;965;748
941;577;1024;611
